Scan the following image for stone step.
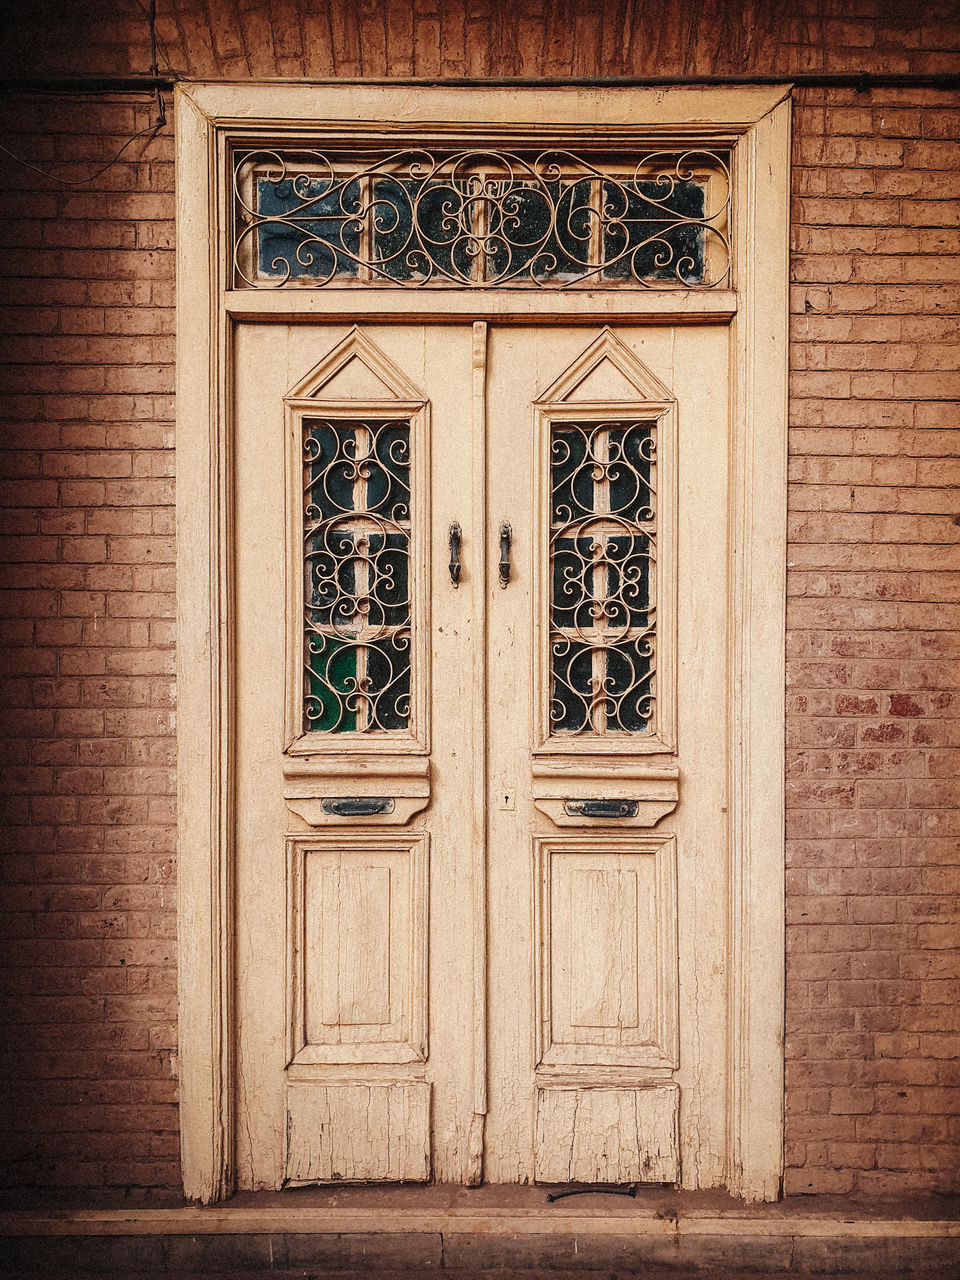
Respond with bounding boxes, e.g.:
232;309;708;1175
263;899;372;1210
1;1225;958;1277
2;1190;958;1278
5;1269;957;1280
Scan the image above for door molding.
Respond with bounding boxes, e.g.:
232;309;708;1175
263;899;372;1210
175;81;790;1203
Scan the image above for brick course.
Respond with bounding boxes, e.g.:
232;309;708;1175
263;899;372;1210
0;0;957;1196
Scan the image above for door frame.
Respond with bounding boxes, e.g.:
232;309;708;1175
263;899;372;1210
175;81;791;1203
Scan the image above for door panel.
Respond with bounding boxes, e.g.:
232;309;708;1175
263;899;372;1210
483;324;728;1185
234;320;730;1189
534;835;678;1070
235;323;480;1186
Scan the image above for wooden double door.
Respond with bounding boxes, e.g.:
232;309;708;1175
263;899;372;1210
233;318;730;1188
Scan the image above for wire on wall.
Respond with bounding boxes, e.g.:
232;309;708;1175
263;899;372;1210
0;115;166;186
148;0;166;127
0;0;168;186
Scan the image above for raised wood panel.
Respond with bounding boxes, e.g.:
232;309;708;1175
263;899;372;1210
287;834;428;1065
534;1085;679;1185
534;835;678;1070
315;862;391;1029
566;866;640;1031
285;1083;431;1185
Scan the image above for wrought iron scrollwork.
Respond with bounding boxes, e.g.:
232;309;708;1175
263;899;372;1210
233;147;730;289
303;418;413;733
549;420;657;736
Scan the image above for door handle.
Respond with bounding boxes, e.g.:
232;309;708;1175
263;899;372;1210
448;522;462;587
564;799;639;819
499;522;512;588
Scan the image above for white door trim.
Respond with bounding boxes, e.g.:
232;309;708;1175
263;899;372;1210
175;81;790;1203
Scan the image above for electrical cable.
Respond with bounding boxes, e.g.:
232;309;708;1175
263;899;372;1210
0;115;165;186
147;0;166;126
130;0;176;76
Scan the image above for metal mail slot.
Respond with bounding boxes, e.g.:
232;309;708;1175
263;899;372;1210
320;797;396;817
563;799;640;819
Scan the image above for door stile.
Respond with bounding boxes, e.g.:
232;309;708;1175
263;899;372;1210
724;101;790;1200
468;320;489;1184
670;324;731;1189
483;326;539;1181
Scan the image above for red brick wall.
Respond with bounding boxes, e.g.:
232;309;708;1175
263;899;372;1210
786;88;960;1194
0;95;178;1189
0;1;957;1196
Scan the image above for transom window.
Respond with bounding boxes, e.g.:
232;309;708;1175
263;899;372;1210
233;147;730;289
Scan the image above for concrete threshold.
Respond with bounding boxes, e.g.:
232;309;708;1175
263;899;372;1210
2;1206;960;1238
2;1185;958;1232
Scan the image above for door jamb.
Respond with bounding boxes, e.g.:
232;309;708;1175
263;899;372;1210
175;81;791;1203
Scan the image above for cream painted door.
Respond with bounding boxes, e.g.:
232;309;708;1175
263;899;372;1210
233;319;729;1189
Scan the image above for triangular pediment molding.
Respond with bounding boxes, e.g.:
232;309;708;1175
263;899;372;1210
536;328;676;405
284;326;425;403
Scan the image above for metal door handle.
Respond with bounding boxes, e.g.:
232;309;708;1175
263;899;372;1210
499;522;512;588
449;522;462;587
564;799;639;819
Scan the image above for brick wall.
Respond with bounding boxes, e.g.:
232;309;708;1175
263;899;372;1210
0;0;957;1196
0;95;178;1189
786;88;960;1195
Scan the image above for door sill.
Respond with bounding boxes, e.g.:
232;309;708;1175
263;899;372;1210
1;1185;957;1238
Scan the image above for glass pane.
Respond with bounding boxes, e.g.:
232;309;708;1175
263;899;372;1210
254;175;361;283
303;418;412;734
548;420;656;737
602;176;707;284
371;177;468;282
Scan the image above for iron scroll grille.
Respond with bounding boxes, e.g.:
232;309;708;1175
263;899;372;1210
302;418;413;734
233;147;731;289
549;419;657;737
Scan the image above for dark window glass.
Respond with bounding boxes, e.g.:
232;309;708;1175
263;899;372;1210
256;175;360;282
602;178;706;284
